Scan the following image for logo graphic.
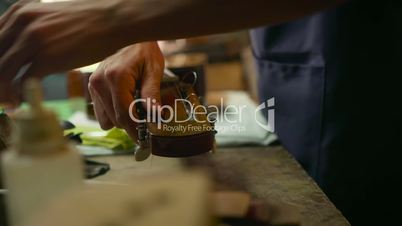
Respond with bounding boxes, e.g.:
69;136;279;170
128;97;275;133
254;98;275;132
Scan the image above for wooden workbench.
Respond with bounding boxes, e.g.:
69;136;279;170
91;146;350;226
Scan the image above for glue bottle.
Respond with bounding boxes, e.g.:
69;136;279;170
0;79;84;226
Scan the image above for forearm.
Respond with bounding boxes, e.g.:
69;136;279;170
114;0;345;43
0;0;345;86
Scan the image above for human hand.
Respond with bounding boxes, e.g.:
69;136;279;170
88;42;164;141
0;0;136;102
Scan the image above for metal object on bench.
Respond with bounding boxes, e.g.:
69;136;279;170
134;70;216;161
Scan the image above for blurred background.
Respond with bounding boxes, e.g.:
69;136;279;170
45;33;259;105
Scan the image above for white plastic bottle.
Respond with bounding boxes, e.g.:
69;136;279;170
1;79;84;226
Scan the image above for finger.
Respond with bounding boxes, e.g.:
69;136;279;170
0;5;34;57
0;32;36;82
93;94;114;130
88;68;119;127
111;87;138;141
88;83;114;130
13;61;47;102
140;61;164;108
5;60;46;104
0;0;28;29
107;73;138;141
0;4;18;29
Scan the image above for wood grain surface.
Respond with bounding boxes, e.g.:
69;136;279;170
90;146;350;226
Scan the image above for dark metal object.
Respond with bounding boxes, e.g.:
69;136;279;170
134;87;151;161
60;120;83;144
84;159;110;179
60;120;76;130
65;132;83;144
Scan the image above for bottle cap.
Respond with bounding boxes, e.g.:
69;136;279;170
12;79;65;155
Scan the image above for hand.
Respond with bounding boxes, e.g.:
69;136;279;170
0;0;136;102
88;42;164;141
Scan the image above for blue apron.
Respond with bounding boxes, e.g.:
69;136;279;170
250;1;402;225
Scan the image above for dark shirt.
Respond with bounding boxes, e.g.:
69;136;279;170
250;1;402;225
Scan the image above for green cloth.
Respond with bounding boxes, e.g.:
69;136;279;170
12;98;134;154
65;127;135;151
28;98;134;151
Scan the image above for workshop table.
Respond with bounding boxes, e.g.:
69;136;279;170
91;146;350;226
